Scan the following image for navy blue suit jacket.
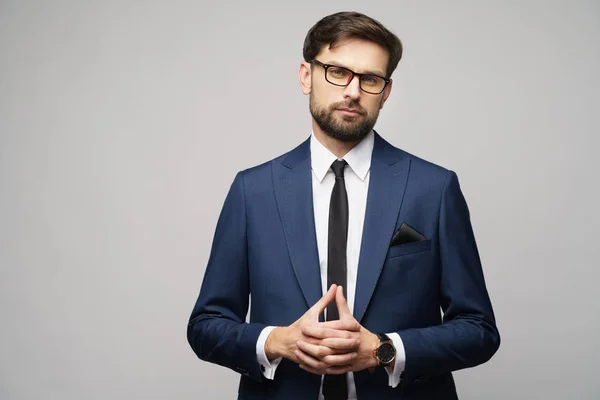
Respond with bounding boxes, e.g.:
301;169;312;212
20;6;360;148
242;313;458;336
187;133;500;399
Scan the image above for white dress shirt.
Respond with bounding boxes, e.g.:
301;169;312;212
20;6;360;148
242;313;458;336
256;131;406;399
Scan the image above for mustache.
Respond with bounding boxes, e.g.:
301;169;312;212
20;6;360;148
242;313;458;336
330;101;365;115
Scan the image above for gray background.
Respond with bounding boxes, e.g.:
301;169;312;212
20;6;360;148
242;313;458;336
1;1;599;399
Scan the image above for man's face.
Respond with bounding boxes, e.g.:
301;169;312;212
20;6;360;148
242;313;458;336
299;38;392;142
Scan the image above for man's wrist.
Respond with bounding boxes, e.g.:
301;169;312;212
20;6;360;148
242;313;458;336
367;331;380;369
373;332;396;367
265;326;286;361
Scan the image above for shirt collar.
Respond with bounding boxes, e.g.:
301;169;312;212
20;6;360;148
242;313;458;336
310;130;374;183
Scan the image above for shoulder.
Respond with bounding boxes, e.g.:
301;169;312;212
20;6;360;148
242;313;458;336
234;137;311;191
376;133;453;185
378;134;467;212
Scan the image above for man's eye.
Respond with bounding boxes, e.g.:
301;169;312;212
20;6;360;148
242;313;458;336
330;68;350;77
361;75;380;85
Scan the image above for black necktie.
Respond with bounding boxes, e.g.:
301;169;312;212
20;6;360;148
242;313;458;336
323;159;348;400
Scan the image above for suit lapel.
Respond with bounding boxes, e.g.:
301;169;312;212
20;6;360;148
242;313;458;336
353;133;411;323
272;138;322;310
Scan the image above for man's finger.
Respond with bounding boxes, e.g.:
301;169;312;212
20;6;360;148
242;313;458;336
301;337;359;353
316;319;360;331
308;284;337;317
336;285;353;319
321;351;357;366
296;340;358;361
301;325;357;340
297;340;358;366
295;345;357;367
317;337;360;351
294;349;327;370
296;340;335;359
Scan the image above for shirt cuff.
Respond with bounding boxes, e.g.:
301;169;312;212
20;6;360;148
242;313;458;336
383;332;406;388
256;326;282;380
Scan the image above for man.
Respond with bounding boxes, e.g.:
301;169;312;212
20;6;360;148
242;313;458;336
187;11;500;400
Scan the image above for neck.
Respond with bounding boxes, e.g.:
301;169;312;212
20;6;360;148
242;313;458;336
312;123;362;158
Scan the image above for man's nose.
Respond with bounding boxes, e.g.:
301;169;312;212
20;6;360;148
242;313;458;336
343;75;361;100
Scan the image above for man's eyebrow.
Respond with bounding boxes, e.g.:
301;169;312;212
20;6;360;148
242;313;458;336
323;60;386;77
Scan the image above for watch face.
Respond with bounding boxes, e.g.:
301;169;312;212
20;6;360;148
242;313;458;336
376;342;395;364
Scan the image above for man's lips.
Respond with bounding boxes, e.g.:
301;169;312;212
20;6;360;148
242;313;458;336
336;108;363;115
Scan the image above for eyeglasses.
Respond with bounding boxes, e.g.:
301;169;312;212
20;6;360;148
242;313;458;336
310;59;390;94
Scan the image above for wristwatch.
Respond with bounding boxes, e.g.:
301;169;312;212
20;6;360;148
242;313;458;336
374;333;396;367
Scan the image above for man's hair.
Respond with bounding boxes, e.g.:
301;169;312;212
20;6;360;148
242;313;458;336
303;11;403;78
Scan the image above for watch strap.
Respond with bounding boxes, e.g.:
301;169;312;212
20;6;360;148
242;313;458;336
376;332;391;342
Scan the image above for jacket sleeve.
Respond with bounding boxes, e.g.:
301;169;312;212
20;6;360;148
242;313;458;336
397;170;500;384
187;171;266;382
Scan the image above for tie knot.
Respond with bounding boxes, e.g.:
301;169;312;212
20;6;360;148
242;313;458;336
330;160;347;179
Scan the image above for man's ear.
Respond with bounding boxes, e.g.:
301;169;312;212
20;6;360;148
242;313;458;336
379;79;393;109
298;61;312;95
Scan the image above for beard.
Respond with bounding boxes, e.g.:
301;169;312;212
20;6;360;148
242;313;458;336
310;95;379;142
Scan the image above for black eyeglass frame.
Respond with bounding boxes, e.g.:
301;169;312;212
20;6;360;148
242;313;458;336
310;59;391;94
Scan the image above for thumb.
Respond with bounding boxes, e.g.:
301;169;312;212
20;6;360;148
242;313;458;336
336;285;353;319
309;284;337;317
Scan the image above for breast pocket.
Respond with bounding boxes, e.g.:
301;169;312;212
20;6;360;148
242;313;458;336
386;239;432;259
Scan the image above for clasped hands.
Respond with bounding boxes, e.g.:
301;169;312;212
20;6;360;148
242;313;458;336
265;284;379;375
